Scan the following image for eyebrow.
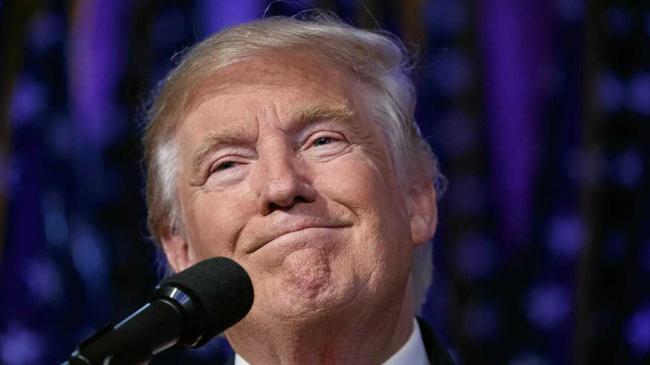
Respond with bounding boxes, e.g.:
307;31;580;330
293;104;356;130
189;103;357;177
190;125;250;177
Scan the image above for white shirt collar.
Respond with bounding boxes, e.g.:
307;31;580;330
234;318;428;365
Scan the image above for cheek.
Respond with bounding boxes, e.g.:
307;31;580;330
316;153;405;216
314;153;412;261
183;190;252;259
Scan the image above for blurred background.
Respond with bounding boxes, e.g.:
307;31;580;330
0;0;648;364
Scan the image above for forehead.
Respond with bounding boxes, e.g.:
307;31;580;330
190;52;360;115
175;52;370;144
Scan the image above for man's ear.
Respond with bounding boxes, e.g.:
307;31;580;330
160;223;191;273
408;179;438;246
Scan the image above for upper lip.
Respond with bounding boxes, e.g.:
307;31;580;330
245;216;351;253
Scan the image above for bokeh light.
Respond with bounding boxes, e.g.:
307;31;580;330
0;0;647;364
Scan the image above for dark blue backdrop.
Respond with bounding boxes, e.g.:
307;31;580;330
0;0;648;364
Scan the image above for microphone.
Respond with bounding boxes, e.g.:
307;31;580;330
65;257;254;365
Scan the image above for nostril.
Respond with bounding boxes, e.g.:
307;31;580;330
267;195;309;213
294;195;309;204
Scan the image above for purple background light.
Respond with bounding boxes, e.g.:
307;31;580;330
546;213;584;261
479;0;549;249
628;72;650;116
0;1;647;364
9;76;47;126
527;284;571;331
196;0;263;35
626;305;650;356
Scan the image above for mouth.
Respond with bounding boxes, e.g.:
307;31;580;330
245;221;351;254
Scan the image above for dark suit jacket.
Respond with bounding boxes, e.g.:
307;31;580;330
224;318;455;365
417;317;455;364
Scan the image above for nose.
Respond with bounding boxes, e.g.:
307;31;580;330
254;149;316;215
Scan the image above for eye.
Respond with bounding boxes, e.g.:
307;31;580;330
205;158;248;186
302;131;349;157
212;161;237;172
312;136;335;147
201;151;252;187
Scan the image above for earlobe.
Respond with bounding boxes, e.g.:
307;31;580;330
408;180;438;246
160;224;191;273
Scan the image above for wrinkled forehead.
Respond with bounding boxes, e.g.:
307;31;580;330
182;51;364;118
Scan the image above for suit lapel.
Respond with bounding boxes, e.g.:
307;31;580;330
417;317;455;364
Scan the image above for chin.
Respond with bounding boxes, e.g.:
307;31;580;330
260;278;360;323
248;248;370;322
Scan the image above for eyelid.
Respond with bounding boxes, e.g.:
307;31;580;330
204;157;249;187
208;155;247;172
204;147;254;173
211;160;237;172
301;130;347;150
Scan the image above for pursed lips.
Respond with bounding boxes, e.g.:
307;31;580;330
245;218;351;254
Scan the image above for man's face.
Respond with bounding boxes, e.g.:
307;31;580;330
164;53;430;324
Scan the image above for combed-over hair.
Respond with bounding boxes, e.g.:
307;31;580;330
142;13;445;311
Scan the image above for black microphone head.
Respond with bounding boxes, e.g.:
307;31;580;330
157;257;254;347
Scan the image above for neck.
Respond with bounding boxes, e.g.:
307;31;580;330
226;288;416;365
